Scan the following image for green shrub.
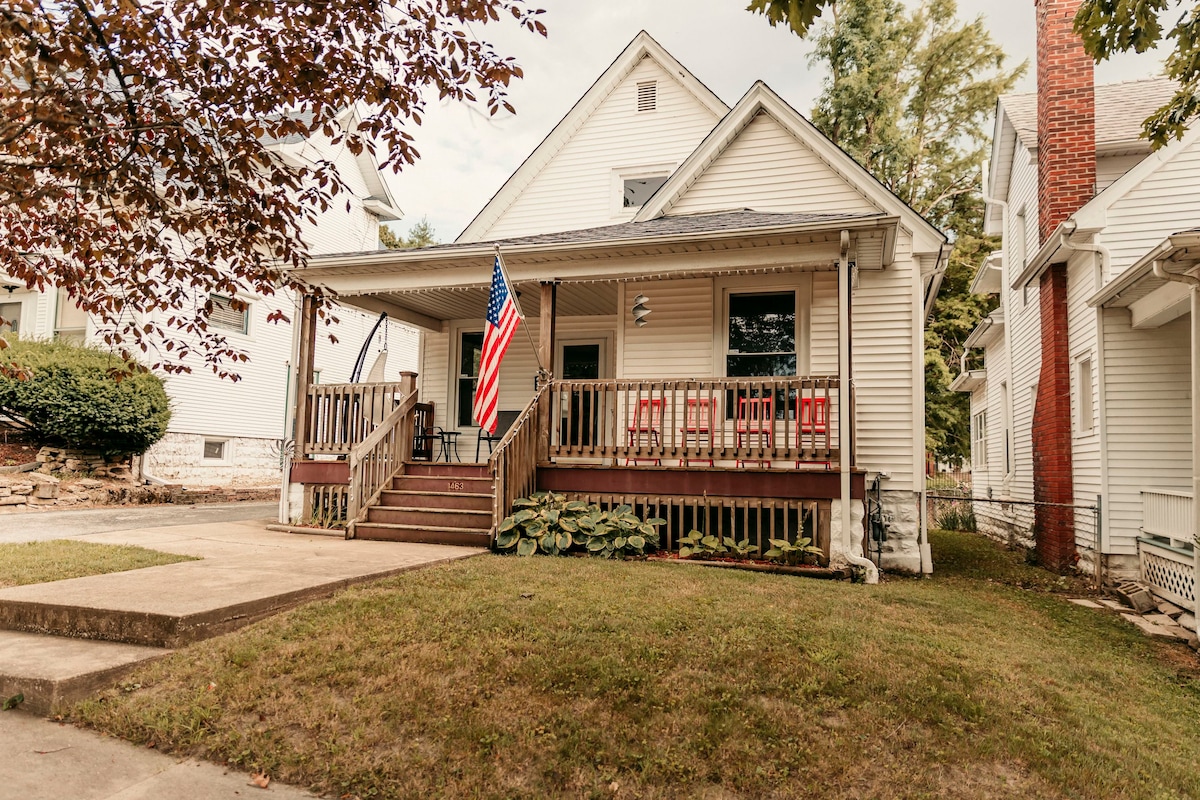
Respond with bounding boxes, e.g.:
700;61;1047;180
934;501;977;532
494;493;663;558
0;337;171;456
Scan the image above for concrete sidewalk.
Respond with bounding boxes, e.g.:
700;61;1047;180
0;519;485;713
1;711;318;799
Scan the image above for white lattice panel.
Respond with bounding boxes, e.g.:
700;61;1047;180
1140;541;1196;608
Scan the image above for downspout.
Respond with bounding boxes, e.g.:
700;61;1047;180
839;229;879;583
919;242;950;576
1151;258;1200;618
982;161;1016;491
1061;220;1112;577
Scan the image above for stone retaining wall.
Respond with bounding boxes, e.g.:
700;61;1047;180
0;472;277;511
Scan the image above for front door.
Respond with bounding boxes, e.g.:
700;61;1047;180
557;338;609;448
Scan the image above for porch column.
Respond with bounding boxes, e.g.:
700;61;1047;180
537;281;557;460
1192;286;1199;617
293;293;318;459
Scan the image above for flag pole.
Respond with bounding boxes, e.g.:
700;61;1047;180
494;245;548;378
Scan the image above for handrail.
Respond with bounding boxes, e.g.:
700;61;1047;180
304;381;407;455
488;383;549;533
346;391;419;535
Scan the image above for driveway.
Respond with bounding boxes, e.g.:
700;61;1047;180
0;502;277;544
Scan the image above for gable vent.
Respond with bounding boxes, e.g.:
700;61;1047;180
636;81;657;112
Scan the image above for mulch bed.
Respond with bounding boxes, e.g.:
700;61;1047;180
647;552;848;579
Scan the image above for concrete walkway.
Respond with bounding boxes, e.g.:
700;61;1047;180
0;501;278;544
1;711;318;799
0;519;485;714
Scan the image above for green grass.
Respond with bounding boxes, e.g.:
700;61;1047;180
0;540;197;587
72;530;1200;799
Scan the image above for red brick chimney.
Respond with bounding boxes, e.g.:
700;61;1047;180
1031;0;1094;570
1036;0;1095;242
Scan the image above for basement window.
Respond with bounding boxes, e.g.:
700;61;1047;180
203;438;228;462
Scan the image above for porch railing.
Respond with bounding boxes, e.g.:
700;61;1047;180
1141;489;1194;550
346;395;434;533
489;384;548;532
546;377;841;466
305;381;407;456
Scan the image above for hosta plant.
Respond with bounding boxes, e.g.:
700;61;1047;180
763;536;824;566
494;492;590;556
574;504;664;559
677;530;727;559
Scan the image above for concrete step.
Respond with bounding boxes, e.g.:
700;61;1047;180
378;489;493;512
403;462;490;479
392;474;494;494
366;506;492;529
354;523;492;548
0;630;168;716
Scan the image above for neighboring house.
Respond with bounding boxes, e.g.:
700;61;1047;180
960;0;1198;610
0;109;420;485
284;32;947;575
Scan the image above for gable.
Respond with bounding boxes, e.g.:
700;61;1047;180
457;32;727;243
666;111;880;217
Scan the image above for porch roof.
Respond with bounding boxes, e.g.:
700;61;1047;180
1089;229;1200;309
304;210;900;331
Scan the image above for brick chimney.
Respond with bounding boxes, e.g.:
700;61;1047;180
1031;0;1093;571
1036;0;1095;242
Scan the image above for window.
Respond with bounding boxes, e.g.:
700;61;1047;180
1015;208;1028;310
457;330;484;428
209;294;249;334
1076;356;1093;433
55;289;87;342
622;175;668;208
726;291;797;377
636;80;657;112
203;439;228;461
0;301;19;334
972;410;988;467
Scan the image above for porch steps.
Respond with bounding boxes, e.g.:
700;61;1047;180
354;463;495;548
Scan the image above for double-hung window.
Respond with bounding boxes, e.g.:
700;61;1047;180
726;291;797;377
457;331;484;428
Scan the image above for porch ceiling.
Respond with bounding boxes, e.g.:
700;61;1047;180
349;281;619;324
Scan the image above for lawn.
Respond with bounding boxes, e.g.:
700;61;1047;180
72;531;1200;800
0;539;196;587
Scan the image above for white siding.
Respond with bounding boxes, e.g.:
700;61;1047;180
470;57;722;241
669;112;880;216
1101;311;1191;555
1101;138;1200;279
621;278;714;379
1096;153;1146;193
1067;252;1102;552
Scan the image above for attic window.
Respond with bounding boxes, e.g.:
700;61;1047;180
636;81;657;112
623;175;668;208
209;294;249;334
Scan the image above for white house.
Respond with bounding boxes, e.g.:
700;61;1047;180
0;109;421;485
961;0;1198;611
283;32;947;576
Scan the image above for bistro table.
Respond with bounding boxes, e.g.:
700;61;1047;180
437;429;461;462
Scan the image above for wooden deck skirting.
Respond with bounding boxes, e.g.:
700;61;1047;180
537;465;865;500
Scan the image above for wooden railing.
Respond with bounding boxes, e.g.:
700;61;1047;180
346;393;417;532
305;382;407;456
489;384;548;532
546;377;842;466
1142;489;1194;550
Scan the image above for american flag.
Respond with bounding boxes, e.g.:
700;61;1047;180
473;255;522;434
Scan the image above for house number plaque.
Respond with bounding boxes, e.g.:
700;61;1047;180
448;481;464;491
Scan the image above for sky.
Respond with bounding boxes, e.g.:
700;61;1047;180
380;0;1169;243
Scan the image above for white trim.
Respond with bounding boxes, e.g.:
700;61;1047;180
633;82;945;258
456;31;728;243
713;273;813;378
202;437;232;465
449;320;485;430
610;164;674;217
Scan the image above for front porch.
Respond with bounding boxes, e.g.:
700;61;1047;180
287;374;863;560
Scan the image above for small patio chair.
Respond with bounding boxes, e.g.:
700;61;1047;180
476;410;521;462
679;396;715;466
626;398;663;465
795;396;831;469
736;395;774;468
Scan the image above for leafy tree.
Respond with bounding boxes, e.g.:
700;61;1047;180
1075;0;1199;147
768;0;1021;464
0;1;545;379
380;216;439;249
0;337;170;456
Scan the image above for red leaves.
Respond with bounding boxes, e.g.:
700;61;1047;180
0;0;547;378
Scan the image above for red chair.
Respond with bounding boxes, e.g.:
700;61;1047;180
796;395;831;468
626;398;663;465
736;395;774;467
679;396;715;466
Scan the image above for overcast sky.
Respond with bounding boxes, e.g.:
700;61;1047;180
381;1;1167;243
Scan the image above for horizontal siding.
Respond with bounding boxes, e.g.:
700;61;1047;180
669;112;879;216
1101;311;1191;555
1068;253;1101;552
475;57;722;241
621;278;714;379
